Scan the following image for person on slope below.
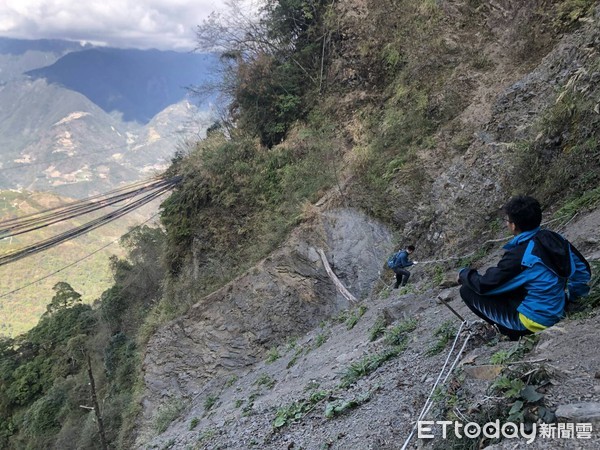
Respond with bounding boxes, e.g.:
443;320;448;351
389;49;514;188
392;245;418;289
458;195;591;341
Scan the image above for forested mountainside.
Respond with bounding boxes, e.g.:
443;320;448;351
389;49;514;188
0;36;217;197
2;1;600;449
0;38;216;338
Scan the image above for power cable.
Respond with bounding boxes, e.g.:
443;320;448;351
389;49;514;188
0;177;175;238
0;178;179;267
0;212;161;301
0;176;163;227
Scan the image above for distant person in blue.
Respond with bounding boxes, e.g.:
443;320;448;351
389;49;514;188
458;195;591;340
392;245;417;289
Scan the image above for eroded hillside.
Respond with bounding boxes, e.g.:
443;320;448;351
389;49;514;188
137;2;600;448
2;1;600;449
143;209;600;449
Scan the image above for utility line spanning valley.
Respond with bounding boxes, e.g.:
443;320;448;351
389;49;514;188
0;175;181;267
0;177;172;238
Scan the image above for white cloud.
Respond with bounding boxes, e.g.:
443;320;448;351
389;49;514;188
0;0;231;50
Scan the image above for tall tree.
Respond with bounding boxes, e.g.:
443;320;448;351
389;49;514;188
45;282;82;316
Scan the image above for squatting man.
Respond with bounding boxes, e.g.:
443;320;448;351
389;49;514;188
457;195;591;340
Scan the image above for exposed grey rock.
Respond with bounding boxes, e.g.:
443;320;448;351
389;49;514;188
555;403;600;424
138;208;394;440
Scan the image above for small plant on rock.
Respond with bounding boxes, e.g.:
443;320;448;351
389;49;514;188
368;316;387;342
266;346;280;363
255;373;276;389
426;320;458;356
189;417;199;430
204;394;218;411
383;318;418;346
345;305;368;330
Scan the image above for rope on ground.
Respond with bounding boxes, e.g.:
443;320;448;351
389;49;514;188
400;321;473;450
318;248;358;305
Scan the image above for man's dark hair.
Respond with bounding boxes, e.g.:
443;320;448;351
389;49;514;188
407;245;415;252
503;196;542;231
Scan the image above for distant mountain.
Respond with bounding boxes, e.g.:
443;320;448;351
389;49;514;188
0;37;87;83
0;37;87;55
0;36;219;198
0;37;218;336
26;47;219;123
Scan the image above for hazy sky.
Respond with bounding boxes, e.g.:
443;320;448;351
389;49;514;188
0;0;233;51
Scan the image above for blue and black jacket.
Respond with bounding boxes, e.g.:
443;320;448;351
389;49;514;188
459;228;591;327
394;250;414;269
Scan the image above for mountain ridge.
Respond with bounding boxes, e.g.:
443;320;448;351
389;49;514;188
25;47;219;123
0;36;217;197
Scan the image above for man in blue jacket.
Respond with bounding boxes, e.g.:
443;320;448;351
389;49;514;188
458;196;591;340
393;245;417;289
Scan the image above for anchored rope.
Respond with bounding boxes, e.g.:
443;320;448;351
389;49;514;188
400;321;472;450
401;213;578;267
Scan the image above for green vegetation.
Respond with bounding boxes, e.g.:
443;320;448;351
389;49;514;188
555;187;600;221
489;335;539;365
511;82;600;206
345;305;368;330
0;225;167;448
0;190;134;337
426;320;458;356
490;364;553;424
266;347;281;363
273;390;329;429
554;0;597;29
339;345;406;389
203;395;218;412
4;0;600;447
286;346;305;369
368;316;387;342
383;318;418;346
324;391;372;419
255;373;276;390
155;398;186;434
198;428;216;443
457;247;489;269
224;375;239;388
313;332;329;349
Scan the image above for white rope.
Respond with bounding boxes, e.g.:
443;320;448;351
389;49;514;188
410;216;574;266
400;321;469;450
418;332;473;422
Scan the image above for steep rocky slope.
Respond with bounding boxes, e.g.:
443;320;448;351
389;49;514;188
142;208;600;450
401;1;600;255
135;2;600;448
137;208;394;443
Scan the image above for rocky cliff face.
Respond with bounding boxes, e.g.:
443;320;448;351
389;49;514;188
138;208;393;441
401;3;600;256
140;208;600;450
415;7;600;254
136;2;600;447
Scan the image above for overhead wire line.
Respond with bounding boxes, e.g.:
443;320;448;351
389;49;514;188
0;176;180;267
0;212;162;301
0;185;169;267
0;177;174;239
0;176;163;228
